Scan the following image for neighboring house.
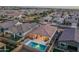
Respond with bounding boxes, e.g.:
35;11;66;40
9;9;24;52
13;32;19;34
0;20;37;37
64;15;78;27
54;28;79;52
43;16;52;22
65;17;78;23
53;17;64;24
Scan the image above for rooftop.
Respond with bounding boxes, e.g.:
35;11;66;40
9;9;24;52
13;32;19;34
58;28;79;43
29;24;57;37
0;21;37;34
0;20;17;29
9;23;37;33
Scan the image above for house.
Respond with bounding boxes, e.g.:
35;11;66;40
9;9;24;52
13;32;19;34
53;17;64;24
44;16;52;22
54;28;79;52
29;24;57;38
0;21;37;36
21;24;58;52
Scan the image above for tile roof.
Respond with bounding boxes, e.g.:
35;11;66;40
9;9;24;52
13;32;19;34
9;23;37;33
58;28;79;43
0;21;37;34
58;28;75;41
75;29;79;42
30;24;57;37
0;21;17;29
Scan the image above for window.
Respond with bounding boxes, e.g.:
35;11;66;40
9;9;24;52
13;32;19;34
58;42;67;49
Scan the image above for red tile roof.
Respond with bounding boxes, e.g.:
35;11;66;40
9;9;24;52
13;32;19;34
30;24;57;37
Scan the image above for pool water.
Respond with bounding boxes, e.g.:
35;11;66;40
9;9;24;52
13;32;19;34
28;42;47;52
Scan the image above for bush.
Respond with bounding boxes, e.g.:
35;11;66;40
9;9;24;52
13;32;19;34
30;18;40;23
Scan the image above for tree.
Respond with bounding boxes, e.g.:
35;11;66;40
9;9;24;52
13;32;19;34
31;18;39;23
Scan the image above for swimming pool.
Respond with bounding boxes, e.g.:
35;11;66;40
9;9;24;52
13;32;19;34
25;41;47;52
